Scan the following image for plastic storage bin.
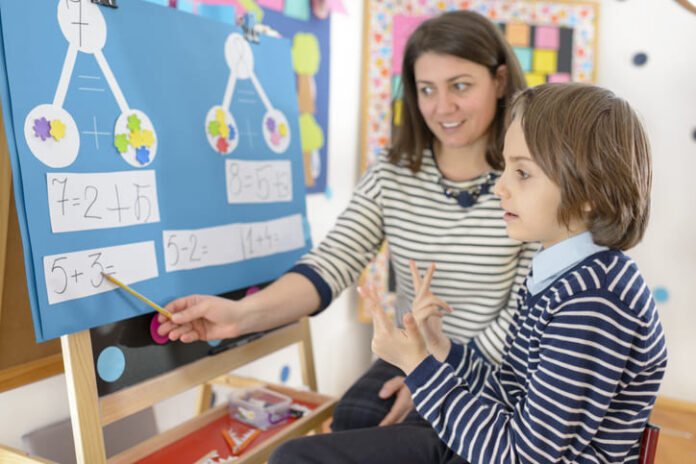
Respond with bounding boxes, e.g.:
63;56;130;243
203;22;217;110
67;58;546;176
228;387;291;430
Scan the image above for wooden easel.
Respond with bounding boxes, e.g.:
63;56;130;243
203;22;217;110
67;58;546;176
0;107;335;464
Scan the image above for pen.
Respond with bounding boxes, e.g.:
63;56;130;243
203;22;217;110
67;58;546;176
101;272;172;318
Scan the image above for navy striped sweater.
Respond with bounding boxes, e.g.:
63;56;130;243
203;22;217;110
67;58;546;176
404;250;667;463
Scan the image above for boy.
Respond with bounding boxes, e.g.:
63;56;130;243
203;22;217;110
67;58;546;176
270;83;667;463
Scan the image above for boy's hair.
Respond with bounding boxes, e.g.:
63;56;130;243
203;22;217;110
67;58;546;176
509;83;651;250
388;10;527;172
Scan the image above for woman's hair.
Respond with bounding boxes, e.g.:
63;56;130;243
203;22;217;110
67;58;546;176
387;10;527;172
509;83;652;250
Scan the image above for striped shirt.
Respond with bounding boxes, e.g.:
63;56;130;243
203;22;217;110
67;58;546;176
405;250;668;464
292;150;538;364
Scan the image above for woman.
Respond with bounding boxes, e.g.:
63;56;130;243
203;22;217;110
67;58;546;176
158;10;537;433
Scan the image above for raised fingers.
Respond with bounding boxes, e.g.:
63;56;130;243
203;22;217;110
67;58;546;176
409;259;422;293
416;263;435;298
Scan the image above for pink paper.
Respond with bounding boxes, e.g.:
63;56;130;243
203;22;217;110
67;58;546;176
258;0;284;11
327;0;346;14
393;15;429;75
535;26;560;50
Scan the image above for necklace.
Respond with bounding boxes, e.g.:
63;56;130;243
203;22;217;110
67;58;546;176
437;171;498;208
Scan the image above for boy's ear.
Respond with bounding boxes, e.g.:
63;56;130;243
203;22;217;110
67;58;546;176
582;202;593;213
495;65;508;99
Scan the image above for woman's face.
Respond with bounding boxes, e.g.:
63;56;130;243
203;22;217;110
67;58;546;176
414;52;505;153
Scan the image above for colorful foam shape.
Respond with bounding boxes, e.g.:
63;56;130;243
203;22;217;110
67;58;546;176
533;49;558;74
127;113;142;132
217;136;229;153
114;133;129;153
653;286;669;303
506;23;530;47
547;73;571;83
33;117;51;140
284;0;310;21
208;120;221;136
525;73;546;87
513;47;533;73
135;146;151;165
227;124;236;140
50;119;66;141
534;26;560;50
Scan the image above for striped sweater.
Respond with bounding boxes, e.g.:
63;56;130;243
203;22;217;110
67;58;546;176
405;250;667;464
292;151;538;364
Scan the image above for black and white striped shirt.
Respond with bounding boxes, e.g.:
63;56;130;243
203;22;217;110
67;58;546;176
405;250;667;463
292;151;537;364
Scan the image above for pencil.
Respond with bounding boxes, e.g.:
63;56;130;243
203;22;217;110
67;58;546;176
101;272;172;318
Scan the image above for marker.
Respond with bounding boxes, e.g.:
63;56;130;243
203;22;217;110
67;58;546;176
101;272;172;318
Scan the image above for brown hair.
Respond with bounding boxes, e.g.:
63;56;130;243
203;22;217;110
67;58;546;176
387;10;527;172
509;83;652;250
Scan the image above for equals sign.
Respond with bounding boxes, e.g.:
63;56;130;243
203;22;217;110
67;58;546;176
72;197;81;206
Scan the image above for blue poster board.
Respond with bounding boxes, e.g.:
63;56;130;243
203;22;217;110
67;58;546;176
0;0;311;342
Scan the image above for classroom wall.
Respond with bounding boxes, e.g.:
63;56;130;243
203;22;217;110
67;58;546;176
2;0;696;454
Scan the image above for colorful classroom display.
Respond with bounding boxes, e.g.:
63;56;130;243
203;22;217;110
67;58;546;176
358;0;598;320
0;0;312;342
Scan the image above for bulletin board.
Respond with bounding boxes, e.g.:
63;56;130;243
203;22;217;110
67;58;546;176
357;0;599;321
0;0;311;343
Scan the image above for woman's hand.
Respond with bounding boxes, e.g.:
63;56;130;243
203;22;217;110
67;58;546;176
409;260;452;362
359;284;428;375
378;376;414;426
157;294;247;342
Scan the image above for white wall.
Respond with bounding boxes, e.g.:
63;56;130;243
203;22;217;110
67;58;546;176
2;0;696;454
594;0;696;401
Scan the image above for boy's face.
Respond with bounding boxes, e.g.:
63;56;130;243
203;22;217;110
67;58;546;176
494;118;587;249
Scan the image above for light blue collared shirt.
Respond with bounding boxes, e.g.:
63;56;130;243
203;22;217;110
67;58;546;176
526;231;608;296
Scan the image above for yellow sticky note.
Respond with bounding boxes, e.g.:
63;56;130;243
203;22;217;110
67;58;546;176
506;23;530;47
525;73;547;87
393;99;402;126
533;49;557;74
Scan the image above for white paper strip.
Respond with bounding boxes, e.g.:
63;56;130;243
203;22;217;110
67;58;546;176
163;213;305;272
46;170;160;233
44;241;159;304
225;159;292;203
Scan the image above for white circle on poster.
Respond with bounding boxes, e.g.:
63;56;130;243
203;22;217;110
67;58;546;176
24;104;80;168
57;0;107;54
205;106;239;155
262;109;291;154
224;33;254;80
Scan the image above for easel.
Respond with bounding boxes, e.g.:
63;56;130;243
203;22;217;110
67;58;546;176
0;108;335;464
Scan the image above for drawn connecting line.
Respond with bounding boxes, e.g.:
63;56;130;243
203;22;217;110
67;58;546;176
205;33;291;156
23;0;158;168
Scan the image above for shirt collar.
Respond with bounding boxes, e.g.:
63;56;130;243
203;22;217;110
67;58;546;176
527;231;608;295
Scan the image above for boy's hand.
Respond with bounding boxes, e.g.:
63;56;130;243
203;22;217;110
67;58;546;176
409;260;452;362
359;284;428;375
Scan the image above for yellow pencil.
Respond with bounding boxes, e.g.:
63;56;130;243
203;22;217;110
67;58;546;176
101;272;172;318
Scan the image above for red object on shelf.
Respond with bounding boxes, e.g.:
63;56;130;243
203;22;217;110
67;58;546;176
133;400;317;464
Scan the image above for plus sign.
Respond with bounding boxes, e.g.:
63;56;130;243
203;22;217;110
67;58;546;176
82;116;111;150
71;269;84;283
68;0;89;48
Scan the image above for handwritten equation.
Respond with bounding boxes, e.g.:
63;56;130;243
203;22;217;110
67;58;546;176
163;214;305;272
46;171;160;233
43;241;159;304
225;160;292;204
